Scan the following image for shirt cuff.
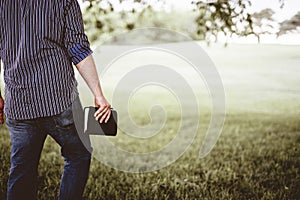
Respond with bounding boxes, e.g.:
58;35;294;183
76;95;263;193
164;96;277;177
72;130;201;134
69;44;93;65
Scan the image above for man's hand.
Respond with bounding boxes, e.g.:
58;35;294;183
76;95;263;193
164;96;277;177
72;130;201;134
76;55;111;123
94;96;111;123
0;96;4;124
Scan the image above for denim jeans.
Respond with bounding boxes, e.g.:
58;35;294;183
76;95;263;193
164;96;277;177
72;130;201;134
6;97;92;200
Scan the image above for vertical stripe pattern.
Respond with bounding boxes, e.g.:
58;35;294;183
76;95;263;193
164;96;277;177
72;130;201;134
0;0;93;120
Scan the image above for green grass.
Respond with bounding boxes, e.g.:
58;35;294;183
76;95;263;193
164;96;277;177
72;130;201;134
0;43;300;199
0;113;299;199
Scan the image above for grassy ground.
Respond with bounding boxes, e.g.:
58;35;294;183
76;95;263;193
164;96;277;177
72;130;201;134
0;43;300;199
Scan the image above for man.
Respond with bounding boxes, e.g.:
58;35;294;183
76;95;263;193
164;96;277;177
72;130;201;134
0;0;111;199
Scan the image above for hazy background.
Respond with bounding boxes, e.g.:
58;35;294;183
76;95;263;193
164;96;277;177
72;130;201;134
0;0;300;199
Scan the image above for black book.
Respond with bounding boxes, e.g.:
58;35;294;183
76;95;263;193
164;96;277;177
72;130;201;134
84;107;118;136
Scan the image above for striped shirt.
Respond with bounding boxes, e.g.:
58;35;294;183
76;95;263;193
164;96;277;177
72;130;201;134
0;0;93;120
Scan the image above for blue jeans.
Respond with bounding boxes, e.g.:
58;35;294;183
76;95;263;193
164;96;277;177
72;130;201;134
6;98;92;200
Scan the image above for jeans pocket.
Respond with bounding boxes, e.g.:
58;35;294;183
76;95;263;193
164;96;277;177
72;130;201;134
6;118;20;127
53;105;74;130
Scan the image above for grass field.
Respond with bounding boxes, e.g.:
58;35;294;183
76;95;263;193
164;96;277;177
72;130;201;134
0;43;300;199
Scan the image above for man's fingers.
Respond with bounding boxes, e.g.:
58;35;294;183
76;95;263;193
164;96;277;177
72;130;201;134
99;112;107;124
94;106;105;118
99;109;111;123
95;107;108;121
104;110;111;123
93;95;111;123
98;107;109;118
94;105;110;122
100;109;111;124
94;105;108;118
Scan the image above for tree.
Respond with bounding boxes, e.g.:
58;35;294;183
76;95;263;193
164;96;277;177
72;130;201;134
192;0;255;43
82;0;197;44
278;11;300;36
251;8;278;42
81;0;116;43
81;0;283;44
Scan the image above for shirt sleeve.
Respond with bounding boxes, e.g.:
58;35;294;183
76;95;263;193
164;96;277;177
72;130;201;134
64;0;93;65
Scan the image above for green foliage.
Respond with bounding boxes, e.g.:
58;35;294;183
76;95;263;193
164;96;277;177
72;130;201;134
81;0;290;45
82;1;197;44
81;0;257;44
192;0;254;43
82;0;117;43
